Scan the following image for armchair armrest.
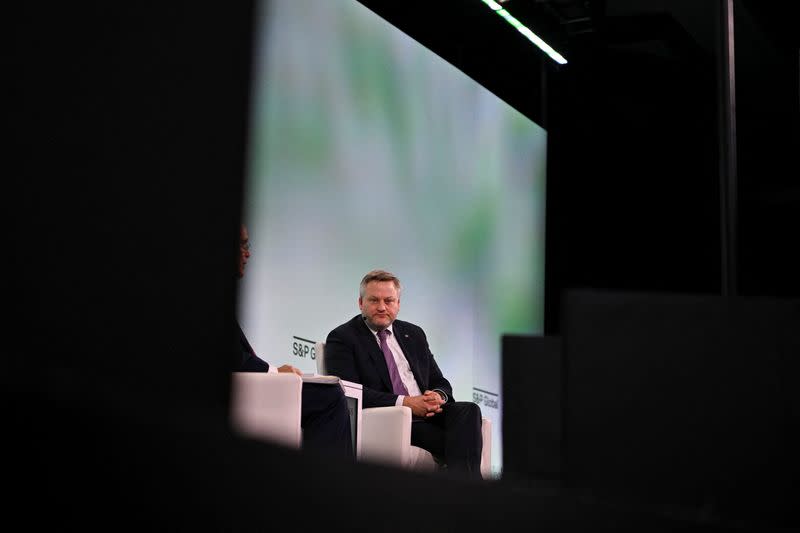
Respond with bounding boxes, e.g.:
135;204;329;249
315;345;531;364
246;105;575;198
230;372;303;448
361;406;412;467
360;406;494;478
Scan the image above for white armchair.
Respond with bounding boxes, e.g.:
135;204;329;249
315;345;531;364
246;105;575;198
315;342;492;479
230;371;303;447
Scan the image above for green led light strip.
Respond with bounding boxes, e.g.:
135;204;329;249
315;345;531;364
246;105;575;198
481;0;568;64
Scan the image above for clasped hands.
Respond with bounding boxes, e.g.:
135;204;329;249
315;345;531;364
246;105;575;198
403;390;445;418
277;365;444;418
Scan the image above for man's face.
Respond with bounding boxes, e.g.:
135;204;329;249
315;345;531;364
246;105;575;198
359;280;400;331
238;225;250;279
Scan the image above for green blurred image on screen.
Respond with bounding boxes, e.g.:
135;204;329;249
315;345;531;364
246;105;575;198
241;0;547;477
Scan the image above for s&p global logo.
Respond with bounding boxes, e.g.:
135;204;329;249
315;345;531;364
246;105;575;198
472;387;499;409
292;336;316;360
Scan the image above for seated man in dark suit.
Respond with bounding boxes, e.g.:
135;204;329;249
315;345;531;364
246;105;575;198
234;224;352;459
324;269;482;479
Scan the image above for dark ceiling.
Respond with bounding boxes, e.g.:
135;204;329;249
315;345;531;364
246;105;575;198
358;0;798;127
506;0;798;60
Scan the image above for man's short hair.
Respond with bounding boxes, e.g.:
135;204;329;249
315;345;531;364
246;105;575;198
360;269;402;299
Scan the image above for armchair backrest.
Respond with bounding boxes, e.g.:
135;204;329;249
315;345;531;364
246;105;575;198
315;341;327;375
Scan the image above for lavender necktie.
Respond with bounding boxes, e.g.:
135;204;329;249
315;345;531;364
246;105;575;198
378;329;409;396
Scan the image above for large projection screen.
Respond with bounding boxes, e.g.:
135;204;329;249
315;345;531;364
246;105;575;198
241;0;547;477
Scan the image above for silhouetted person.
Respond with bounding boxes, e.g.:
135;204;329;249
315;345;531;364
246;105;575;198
235;224;352;459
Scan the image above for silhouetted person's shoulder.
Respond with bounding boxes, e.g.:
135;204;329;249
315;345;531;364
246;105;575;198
234;320;269;372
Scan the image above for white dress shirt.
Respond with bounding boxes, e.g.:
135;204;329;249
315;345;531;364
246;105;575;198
365;320;450;406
